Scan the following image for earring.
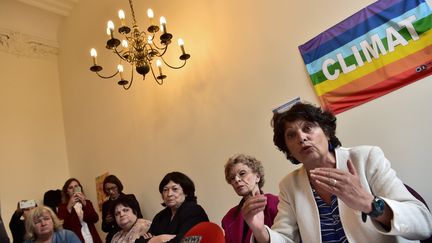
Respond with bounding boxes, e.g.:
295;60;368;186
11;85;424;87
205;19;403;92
328;141;334;151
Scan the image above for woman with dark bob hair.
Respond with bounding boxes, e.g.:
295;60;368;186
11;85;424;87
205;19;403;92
110;196;151;243
273;102;341;165
143;172;209;243
243;101;432;242
102;175;144;243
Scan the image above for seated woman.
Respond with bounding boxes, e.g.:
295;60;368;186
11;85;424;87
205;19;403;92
57;178;102;243
23;206;80;243
102;175;144;243
111;196;150;243
9;200;37;243
243;101;432;242
144;172;209;243
222;154;279;243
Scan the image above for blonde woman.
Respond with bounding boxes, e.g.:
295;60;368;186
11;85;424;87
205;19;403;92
24;206;80;243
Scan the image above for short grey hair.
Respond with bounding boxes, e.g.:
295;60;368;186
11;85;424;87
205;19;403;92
224;154;265;189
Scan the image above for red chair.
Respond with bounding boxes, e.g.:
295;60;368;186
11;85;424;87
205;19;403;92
181;222;225;243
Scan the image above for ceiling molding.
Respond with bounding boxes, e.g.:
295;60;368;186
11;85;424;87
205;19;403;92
17;0;78;17
0;28;59;58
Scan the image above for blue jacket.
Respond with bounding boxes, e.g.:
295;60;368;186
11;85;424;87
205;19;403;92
24;229;81;243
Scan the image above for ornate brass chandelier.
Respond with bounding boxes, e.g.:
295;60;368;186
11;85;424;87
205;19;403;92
89;0;190;90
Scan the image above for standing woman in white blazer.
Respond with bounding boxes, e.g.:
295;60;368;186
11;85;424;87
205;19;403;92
243;101;432;243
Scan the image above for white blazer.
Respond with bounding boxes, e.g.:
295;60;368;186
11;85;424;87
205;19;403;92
263;146;432;243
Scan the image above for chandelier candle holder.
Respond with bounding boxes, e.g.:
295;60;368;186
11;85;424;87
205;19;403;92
89;0;191;90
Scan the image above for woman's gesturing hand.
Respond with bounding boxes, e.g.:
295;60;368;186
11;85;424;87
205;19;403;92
310;160;374;212
241;192;270;243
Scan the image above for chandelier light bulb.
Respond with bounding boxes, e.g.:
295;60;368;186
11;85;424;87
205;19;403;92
117;64;124;79
107;20;115;31
147;9;154;19
121;39;128;48
156;59;163;76
160;16;167;33
178;38;186;55
107;20;115;38
147;8;155;27
90;48;97;57
177;38;184;46
147;36;153;44
118;9;126;26
90;48;97;65
118;10;125;19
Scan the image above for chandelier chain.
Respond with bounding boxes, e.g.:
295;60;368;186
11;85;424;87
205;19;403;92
128;0;137;26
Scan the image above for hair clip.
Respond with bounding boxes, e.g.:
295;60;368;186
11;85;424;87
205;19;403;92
272;97;301;114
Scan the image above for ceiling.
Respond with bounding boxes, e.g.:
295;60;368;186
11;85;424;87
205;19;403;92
17;0;78;16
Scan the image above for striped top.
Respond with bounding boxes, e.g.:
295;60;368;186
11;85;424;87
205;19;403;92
312;189;349;243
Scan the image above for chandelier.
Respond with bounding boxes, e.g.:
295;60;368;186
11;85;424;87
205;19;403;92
89;0;191;90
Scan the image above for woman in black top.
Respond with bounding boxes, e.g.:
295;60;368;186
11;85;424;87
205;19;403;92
144;172;209;243
9;201;36;243
102;175;143;243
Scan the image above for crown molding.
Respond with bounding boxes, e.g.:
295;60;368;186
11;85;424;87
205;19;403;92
17;0;78;17
0;28;59;58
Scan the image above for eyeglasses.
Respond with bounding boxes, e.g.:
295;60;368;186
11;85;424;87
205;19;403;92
106;185;118;192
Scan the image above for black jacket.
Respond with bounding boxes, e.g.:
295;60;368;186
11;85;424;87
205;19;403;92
8;211;24;243
147;200;209;243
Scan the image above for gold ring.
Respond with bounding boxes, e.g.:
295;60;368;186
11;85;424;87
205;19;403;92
332;179;337;187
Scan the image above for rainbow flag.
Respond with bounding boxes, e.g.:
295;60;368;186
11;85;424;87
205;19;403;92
299;0;432;114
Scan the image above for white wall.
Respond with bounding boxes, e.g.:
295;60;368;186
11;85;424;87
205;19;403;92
1;0;430;240
0;0;69;237
57;0;432;236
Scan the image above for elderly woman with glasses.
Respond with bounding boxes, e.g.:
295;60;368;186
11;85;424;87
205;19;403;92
243;101;432;243
222;154;278;243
